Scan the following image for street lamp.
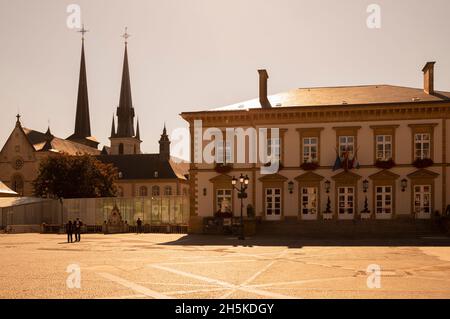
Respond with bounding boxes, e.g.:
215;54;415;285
401;178;408;192
288;181;294;194
232;174;249;240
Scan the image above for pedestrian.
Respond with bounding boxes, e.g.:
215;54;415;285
74;218;83;242
66;220;73;243
136;218;142;234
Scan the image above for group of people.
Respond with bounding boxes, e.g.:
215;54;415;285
66;218;83;243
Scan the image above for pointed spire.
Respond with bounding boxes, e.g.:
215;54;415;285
159;124;171;160
135;118;141;140
110;115;116;138
115;27;136;138
70;27;92;139
45;125;52;137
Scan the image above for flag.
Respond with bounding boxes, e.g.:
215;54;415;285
333;148;342;171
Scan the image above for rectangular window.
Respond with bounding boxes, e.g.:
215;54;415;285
216;189;232;212
414;133;431;160
265;188;281;219
267;138;281;162
301;187;318;215
375;135;392;161
303;137;318;163
375;186;392;215
414;185;432;215
216;141;233;163
338;136;354;158
338;187;354;215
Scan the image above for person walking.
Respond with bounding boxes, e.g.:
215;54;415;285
66;220;73;243
136;218;143;234
74;218;83;242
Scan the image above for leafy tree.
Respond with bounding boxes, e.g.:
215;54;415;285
33;154;119;199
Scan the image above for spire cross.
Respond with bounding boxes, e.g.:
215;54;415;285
122;27;131;44
78;24;89;41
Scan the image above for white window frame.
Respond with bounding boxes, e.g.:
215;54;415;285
375;186;393;219
414;185;432;219
265;188;282;220
302;137;318;163
338;136;355;158
338;186;355;219
300;187;318;220
216;140;233;164
375;135;393;161
414;133;431;160
216;189;232;213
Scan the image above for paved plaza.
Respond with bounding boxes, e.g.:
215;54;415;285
1;233;450;299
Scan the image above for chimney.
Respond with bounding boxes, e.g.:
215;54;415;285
258;69;272;108
422;62;436;95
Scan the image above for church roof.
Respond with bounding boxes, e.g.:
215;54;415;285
183;85;450;114
22;128;100;155
96;154;188;181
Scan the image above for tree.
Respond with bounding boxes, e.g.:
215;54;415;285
33;154;119;199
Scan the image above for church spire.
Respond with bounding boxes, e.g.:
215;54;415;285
159;124;171;160
115;27;135;138
67;25;98;149
135;118;141;140
110;115;116;138
73;25;91;138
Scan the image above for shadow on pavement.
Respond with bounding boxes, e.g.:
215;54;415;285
158;234;450;248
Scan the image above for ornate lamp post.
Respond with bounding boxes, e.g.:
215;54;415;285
232;174;249;240
288;181;294;194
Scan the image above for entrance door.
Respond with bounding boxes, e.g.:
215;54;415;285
375;186;393;219
265;188;281;220
414;185;432;219
300;187;318;220
338;187;355;219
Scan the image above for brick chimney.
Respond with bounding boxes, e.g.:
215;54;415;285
422;62;436;95
258;69;272;108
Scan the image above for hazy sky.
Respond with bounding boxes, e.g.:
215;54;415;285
1;0;450;154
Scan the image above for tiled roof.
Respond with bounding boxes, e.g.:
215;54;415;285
96;154;188;181
208;85;450;112
22;128;100;155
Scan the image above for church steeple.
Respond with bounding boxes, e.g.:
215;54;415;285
135;118;141;140
115;27;135;138
109;28;141;155
159;124;171;160
67;25;99;149
110;115;116;138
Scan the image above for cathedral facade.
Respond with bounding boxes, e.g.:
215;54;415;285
0;31;188;198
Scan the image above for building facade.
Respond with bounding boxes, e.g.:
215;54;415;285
182;63;450;232
0;29;188;197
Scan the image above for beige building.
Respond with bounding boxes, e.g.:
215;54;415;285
182;62;450;232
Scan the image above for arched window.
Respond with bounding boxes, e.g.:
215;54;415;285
152;186;160;196
119;143;124;155
139;186;148;197
164;186;172;196
11;174;24;196
117;186;124;197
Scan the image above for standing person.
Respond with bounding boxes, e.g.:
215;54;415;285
136;218;142;234
74;218;83;242
66;220;73;243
